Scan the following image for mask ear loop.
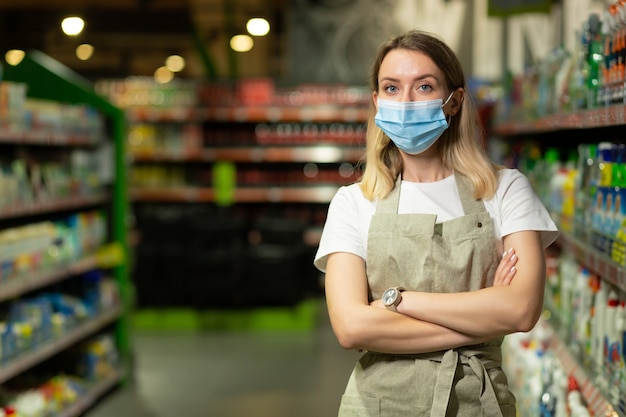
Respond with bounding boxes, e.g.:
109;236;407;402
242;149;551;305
442;91;456;124
442;91;455;108
441;91;456;121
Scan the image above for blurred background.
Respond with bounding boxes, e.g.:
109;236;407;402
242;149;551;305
0;0;624;416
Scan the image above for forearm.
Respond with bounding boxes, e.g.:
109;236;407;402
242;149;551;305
397;285;543;337
329;303;488;354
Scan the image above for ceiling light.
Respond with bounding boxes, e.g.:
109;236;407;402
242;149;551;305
246;18;270;36
154;66;174;84
165;55;185;72
76;44;94;61
230;35;253;52
5;49;25;66
61;16;85;36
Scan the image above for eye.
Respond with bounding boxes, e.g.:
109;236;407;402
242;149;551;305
417;83;433;92
382;84;398;94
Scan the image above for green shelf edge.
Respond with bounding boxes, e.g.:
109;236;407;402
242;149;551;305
2;51;133;377
132;298;322;332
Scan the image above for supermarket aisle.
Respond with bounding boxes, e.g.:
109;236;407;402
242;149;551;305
87;302;359;417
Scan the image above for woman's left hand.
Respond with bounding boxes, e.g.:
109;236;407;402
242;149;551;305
493;248;518;287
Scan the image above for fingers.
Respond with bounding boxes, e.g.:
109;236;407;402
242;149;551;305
493;248;518;287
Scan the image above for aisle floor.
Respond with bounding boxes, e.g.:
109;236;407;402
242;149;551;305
86;301;359;417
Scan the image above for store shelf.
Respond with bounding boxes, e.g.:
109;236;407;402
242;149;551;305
0;128;102;146
492;104;626;135
57;370;124;417
127;105;369;123
0;255;98;302
554;230;626;293
131;185;340;203
132;145;364;164
540;320;622;417
0;193;109;221
0;307;122;384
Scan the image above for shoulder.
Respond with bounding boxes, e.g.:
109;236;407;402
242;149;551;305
330;183;375;210
496;168;530;189
491;168;536;200
490;168;559;247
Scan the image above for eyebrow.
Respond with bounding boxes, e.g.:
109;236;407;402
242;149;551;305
380;74;440;83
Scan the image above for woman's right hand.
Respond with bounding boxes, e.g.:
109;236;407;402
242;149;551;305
493;248;518;287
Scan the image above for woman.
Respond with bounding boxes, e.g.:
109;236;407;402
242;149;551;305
314;30;558;416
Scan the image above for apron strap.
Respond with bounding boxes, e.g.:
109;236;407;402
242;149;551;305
429;346;504;417
468;356;505;417
454;173;487;215
374;175;402;214
429;349;458;417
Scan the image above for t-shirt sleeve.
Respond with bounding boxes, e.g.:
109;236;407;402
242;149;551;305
314;186;367;272
498;169;559;248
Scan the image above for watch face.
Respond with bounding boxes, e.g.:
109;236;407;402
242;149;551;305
382;288;397;306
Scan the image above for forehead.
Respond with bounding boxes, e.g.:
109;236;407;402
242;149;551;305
378;48;442;80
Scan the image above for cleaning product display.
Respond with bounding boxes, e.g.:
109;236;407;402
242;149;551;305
491;6;626;415
494;2;626;127
0;52;131;417
518;141;626;267
0;333;120;417
543;249;625;415
503;327;592;417
0;271;120;363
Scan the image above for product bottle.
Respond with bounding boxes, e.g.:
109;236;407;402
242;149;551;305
586;13;604;109
592;279;608;373
605;288;620;380
576;143;598;239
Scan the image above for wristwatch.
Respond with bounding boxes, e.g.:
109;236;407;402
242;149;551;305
382;287;405;312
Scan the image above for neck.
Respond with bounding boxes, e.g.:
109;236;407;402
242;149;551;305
400;152;451;183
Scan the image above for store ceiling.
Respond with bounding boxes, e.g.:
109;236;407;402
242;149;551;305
0;0;286;81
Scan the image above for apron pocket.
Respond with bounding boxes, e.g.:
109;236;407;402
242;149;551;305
338;394;380;417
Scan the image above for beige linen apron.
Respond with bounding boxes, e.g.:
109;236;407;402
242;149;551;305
337;173;516;417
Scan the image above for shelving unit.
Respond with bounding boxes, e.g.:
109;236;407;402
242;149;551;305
95;79;368;321
492;104;626;135
493;106;626;416
0;51;131;414
126;103;366;205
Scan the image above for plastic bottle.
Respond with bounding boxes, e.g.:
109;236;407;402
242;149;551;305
549;167;569;215
586;13;604;109
600;9;613;106
592;279;609;373
566;376;592;417
540;148;561;207
574;267;593;354
539;355;557;417
576;143;598;239
605;288;620;380
593;142;615;254
611;299;625;403
558;253;578;340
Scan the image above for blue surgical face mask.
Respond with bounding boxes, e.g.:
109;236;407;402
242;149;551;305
374;93;454;155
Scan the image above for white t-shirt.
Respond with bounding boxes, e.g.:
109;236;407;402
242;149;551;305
314;169;559;272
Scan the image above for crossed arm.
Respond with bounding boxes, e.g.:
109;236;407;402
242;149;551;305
324;230;545;354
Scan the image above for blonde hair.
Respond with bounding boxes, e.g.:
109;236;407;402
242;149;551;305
359;30;499;201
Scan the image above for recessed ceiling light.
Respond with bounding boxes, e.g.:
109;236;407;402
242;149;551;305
230;35;253;52
76;44;94;60
154;66;174;84
165;55;185;72
61;16;85;36
246;18;270;36
5;49;25;66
